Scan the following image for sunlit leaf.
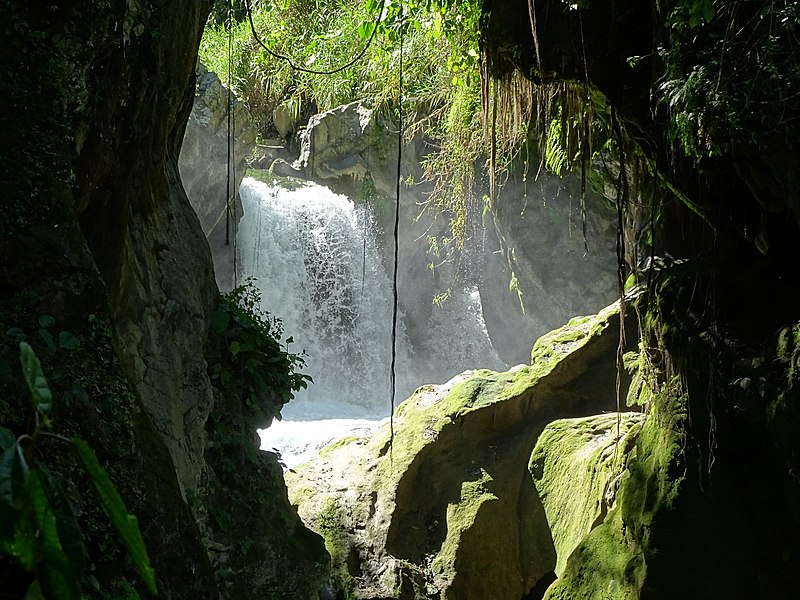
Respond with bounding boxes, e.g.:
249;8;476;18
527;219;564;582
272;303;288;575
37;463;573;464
357;21;375;41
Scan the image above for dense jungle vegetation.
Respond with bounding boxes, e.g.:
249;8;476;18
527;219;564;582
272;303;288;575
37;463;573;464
2;0;800;597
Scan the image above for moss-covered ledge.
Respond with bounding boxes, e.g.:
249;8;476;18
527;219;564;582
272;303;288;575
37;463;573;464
287;301;636;600
530;413;644;577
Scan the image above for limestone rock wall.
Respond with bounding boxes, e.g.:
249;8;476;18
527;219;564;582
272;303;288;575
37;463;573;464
530;413;643;576
180;63;256;291
2;0;220;596
295;101;423;198
480;174;619;365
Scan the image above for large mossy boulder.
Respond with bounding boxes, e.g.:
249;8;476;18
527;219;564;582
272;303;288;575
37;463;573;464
287;302;635;599
530;413;644;577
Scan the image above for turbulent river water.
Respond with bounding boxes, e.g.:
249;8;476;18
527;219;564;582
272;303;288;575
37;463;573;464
236;177;504;467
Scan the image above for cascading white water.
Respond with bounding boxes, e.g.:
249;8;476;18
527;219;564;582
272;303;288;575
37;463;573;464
237;176;504;465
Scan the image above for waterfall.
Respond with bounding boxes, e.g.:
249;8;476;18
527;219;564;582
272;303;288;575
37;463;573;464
237;176;504;465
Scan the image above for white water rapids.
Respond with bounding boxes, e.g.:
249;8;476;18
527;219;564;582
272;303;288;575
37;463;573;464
236;176;504;467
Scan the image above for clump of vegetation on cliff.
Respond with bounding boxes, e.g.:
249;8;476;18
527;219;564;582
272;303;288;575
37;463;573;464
200;0;486;266
200;279;328;598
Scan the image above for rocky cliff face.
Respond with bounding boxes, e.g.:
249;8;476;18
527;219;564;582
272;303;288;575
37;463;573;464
2;1;220;595
481;172;619;365
180;62;256;291
1;2;327;597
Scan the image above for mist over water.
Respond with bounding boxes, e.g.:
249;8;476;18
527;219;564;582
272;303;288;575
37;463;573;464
236;177;503;465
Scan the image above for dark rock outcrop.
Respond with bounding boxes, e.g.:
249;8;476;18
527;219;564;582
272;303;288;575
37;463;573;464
2;1;220;596
1;1;327;597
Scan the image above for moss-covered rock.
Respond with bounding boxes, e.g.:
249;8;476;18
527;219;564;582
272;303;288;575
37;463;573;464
541;379;684;600
287;301;636;599
530;413;644;576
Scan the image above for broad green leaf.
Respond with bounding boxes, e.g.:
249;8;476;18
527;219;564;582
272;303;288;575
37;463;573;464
24;581;46;600
6;327;26;342
38;315;56;329
30;470;80;600
73;438;157;595
357;21;375;41
0;494;23;549
702;0;714;23
39;328;56;354
19;342;52;413
58;331;81;350
0;427;15;451
40;467;85;577
6;506;37;569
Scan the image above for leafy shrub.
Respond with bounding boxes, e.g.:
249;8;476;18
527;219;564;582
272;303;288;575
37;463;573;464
207;278;310;430
659;0;800;158
199;0;480;141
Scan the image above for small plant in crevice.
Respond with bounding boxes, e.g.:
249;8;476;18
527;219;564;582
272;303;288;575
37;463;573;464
207;277;311;433
0;342;156;600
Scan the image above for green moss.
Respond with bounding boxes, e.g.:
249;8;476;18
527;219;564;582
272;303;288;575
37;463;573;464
430;470;496;584
543;376;686;600
530;303;618;369
530;413;644;575
318;436;360;459
316;498;358;600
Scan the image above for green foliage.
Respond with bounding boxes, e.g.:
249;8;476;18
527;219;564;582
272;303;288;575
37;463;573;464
1;344;156;599
659;0;800;158
73;440;156;596
202;0;490;287
208;278;310;428
202;280;328;598
544;110;568;176
316;498;358;599
420;77;484;274
200;0;477;140
20;341;53;417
